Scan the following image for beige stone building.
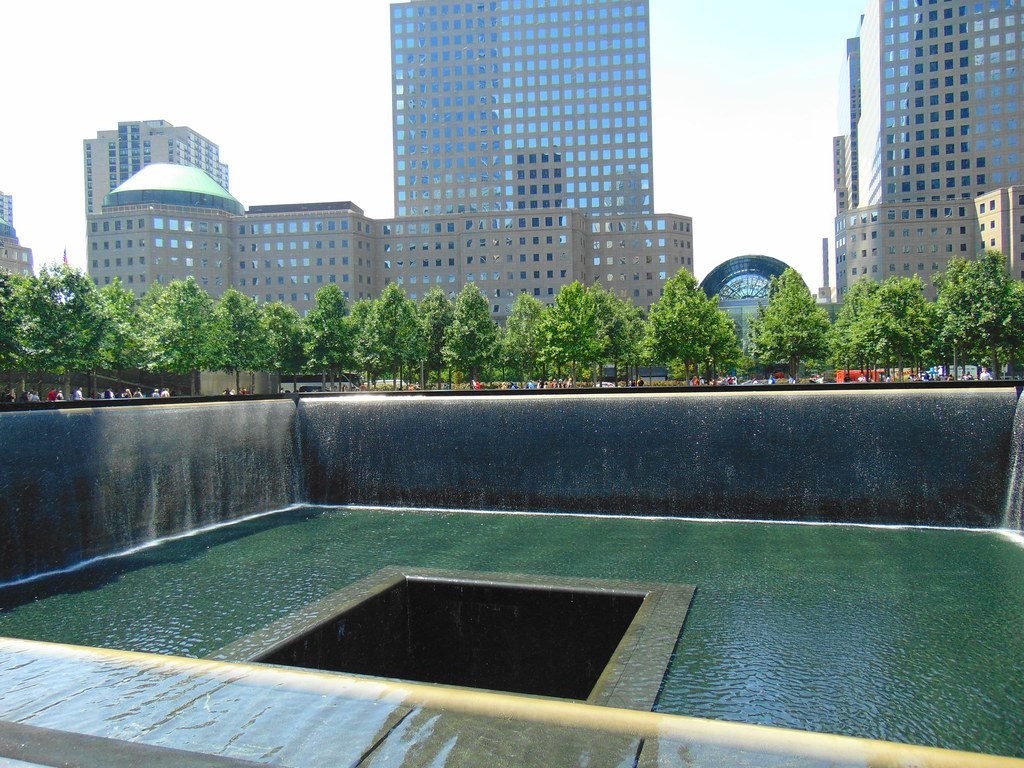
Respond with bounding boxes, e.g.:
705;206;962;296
976;186;1024;279
88;164;692;318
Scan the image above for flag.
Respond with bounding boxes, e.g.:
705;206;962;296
62;248;68;265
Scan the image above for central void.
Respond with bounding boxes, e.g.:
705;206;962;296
0;506;1022;758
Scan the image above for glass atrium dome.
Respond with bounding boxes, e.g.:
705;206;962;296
699;255;797;303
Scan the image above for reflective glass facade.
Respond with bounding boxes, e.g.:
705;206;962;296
391;0;654;218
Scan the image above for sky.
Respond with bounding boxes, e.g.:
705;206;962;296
1;0;866;289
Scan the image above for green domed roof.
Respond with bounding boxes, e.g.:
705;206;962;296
105;164;243;215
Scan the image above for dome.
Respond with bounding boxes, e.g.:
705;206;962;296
699;255;800;303
104;164;244;215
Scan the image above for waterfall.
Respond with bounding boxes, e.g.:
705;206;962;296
1004;388;1024;531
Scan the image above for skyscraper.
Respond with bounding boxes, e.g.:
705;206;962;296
834;0;1023;298
390;0;655;218
0;191;33;277
0;192;13;229
83;120;229;216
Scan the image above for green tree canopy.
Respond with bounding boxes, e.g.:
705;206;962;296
935;251;1023;375
305;284;354;384
538;281;601;380
0;270;25;372
357;283;421;387
645;270;736;379
210;288;268;392
418;286;454;387
868;276;935;378
828;279;878;373
502;292;545;381
143;277;214;395
98;278;148;374
20;265;109;389
444;283;498;381
749;267;830;379
262;302;307;383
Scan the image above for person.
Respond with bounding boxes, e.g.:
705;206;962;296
103;388;114;399
47;388;57;402
72;387;83;401
55;390;64;401
152;388;161;398
980;366;994;381
768;374;776;385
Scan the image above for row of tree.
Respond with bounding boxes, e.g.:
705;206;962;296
754;251;1024;379
0;265;738;392
1;251;1021;393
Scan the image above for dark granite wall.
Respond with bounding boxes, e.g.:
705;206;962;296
299;388;1019;528
0;387;1019;585
0;401;299;583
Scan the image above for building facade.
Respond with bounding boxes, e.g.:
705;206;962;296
976;185;1024;278
390;0;655;218
834;0;1024;297
0;192;12;228
89;0;694;317
83;120;229;216
88;164;692;318
0;193;33;277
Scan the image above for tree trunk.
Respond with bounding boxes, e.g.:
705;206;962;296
235;369;241;393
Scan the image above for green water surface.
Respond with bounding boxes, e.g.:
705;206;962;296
0;506;1022;757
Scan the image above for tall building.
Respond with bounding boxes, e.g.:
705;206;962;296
834;0;1024;298
88;1;694;318
83;120;229;216
390;0;655;218
0;192;33;277
0;192;12;227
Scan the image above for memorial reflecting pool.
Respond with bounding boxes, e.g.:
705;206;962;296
0;505;1021;758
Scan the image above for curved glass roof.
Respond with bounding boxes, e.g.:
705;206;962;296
104;164;244;215
700;255;800;303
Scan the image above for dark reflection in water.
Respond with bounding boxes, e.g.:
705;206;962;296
0;507;1022;757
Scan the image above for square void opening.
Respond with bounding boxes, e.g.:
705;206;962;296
211;568;694;710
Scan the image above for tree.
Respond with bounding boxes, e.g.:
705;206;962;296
20;264;108;393
589;285;649;383
99;279;148;390
749;268;830;379
645;270;726;379
262;302;307;389
418;286;454;388
0;270;25;375
869;276;934;379
305;284;354;388
935;251;1024;377
828;279;878;375
143;277;214;395
444;283;498;382
539;281;601;381
357;283;421;388
503;293;545;382
210;288;268;393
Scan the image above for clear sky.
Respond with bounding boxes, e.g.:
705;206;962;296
1;0;865;289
